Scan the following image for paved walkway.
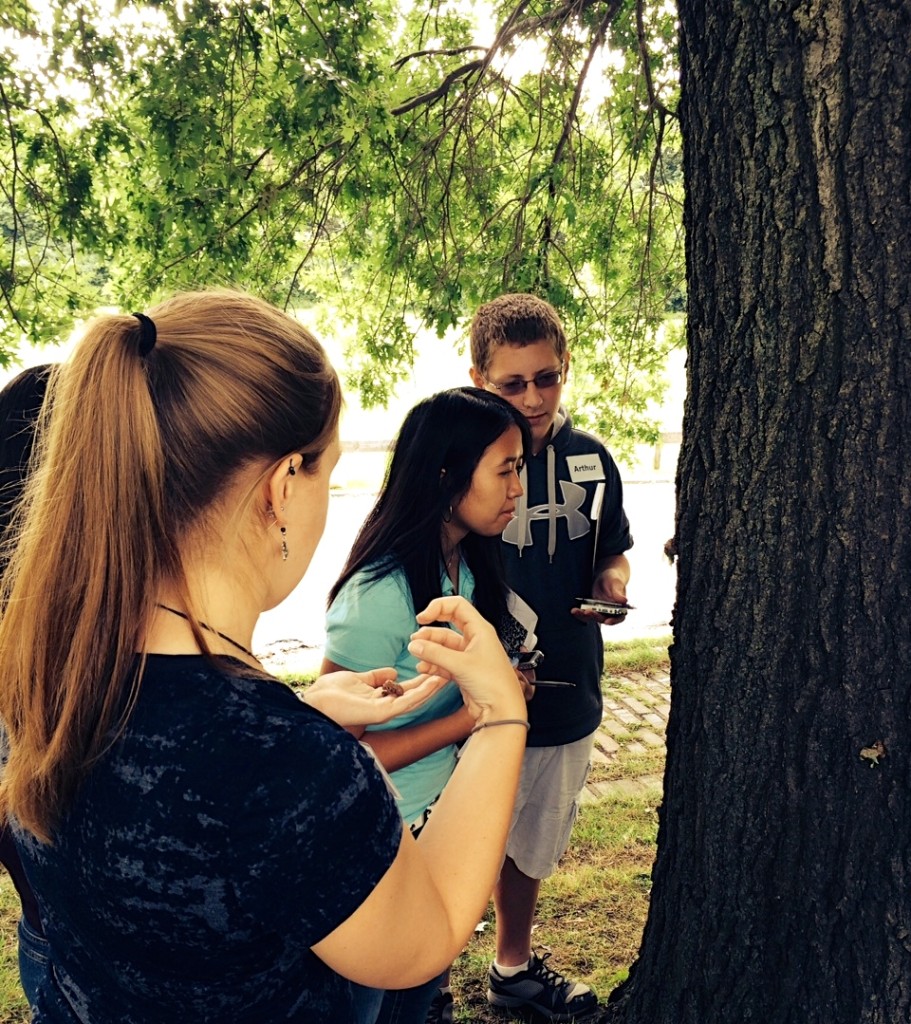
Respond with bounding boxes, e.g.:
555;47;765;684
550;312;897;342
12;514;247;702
581;669;671;805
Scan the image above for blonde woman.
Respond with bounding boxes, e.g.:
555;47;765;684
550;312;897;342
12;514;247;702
0;291;527;1023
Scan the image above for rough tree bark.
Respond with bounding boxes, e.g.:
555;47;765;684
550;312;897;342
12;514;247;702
605;2;911;1021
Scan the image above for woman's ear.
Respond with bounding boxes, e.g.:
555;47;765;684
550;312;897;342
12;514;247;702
265;455;302;523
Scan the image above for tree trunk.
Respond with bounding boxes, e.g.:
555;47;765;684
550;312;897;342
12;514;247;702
606;2;911;1021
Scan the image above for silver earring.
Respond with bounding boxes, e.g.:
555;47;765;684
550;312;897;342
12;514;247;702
280;526;288;561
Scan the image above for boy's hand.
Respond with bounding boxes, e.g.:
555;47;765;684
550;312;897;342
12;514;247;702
571;554;631;626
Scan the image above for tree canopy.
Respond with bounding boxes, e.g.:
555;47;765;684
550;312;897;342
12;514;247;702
0;0;682;455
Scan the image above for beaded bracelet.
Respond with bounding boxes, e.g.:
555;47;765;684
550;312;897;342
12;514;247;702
470;718;530;736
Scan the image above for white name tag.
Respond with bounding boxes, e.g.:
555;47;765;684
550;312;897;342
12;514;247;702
567;454;604;482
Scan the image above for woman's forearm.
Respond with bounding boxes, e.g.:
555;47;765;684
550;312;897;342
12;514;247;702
412;713;527;935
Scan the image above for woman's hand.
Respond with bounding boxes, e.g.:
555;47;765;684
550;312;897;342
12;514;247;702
408;596;527;726
301;668;447;728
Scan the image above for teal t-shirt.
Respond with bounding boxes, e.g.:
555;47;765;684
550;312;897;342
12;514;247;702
324;562;472;824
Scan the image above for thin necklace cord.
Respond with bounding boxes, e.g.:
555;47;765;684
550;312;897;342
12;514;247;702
156;603;256;660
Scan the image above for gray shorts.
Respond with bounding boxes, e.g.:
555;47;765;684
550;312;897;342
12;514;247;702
504;732;595;880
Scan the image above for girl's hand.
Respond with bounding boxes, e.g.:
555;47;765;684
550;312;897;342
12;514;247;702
408;596;527;725
302;668;447;728
515;666;536;701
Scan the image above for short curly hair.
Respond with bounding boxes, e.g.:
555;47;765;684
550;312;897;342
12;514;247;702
469;293;568;375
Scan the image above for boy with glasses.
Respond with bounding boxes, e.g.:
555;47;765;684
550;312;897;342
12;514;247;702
467;293;633;1022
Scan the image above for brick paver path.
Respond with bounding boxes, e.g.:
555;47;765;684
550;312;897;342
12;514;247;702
582;669;671;804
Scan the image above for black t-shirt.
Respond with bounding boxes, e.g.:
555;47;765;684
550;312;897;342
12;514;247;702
14;655;402;1022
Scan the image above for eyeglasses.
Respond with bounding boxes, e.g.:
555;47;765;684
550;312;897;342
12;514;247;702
483;369;564;398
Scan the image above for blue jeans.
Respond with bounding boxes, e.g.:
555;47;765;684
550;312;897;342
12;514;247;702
350;970;444;1024
350;981;385;1024
17;916;50;1009
374;970;446;1024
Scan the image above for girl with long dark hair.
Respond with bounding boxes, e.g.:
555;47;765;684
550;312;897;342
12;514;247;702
322;386;534;1023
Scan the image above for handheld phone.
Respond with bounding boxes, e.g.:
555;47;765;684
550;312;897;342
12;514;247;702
511;649;544;672
575;597;633;617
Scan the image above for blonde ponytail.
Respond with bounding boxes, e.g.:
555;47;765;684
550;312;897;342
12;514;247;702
0;291;341;840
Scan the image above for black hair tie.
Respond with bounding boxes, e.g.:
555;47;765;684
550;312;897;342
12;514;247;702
131;312;157;357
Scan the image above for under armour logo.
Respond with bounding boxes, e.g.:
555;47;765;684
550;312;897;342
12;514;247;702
503;480;591;548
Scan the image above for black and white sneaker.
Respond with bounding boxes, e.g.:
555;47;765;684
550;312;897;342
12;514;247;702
487;951;598;1021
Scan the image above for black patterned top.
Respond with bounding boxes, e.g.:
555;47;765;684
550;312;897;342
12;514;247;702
14;655;403;1022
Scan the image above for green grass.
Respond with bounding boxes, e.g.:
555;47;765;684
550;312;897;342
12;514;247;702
0;883;28;1023
0;640;669;1019
602;634;672;675
449;791;660;1021
588;746;665;787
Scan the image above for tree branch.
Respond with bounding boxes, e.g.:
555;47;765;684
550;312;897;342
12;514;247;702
391;59;486;116
552;0;626;170
636;0;677;121
392;45;485;71
391;0;535;117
